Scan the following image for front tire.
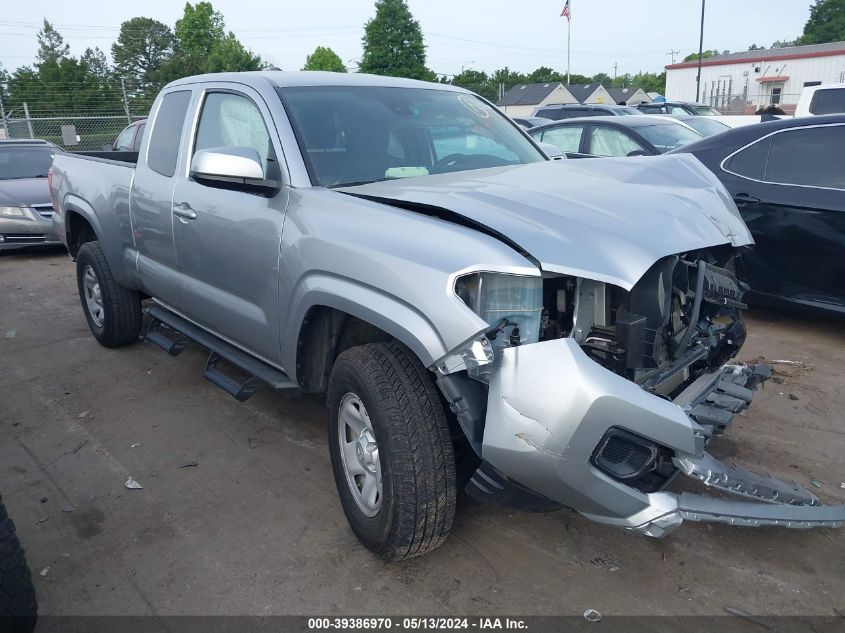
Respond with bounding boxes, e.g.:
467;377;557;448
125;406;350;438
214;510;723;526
76;241;141;347
327;342;456;560
0;498;37;633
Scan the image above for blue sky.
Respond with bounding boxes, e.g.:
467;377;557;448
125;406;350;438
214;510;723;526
0;1;814;78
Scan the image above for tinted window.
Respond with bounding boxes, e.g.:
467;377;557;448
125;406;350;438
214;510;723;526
668;105;690;115
147;90;191;177
281;87;543;187
195;92;271;173
765;126;845;189
0;146;55;180
724;137;771;180
537;125;584;153
638;104;664;113
589;125;645;156
809;88;845;115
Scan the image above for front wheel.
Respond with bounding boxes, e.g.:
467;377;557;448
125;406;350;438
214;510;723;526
327;342;456;560
76;241;141;347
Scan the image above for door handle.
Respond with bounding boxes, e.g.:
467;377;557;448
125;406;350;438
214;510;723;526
173;202;197;220
733;193;760;206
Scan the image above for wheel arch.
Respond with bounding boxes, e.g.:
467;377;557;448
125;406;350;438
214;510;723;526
289;278;450;393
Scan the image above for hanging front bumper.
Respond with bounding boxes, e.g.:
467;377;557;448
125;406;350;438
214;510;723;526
481;338;845;536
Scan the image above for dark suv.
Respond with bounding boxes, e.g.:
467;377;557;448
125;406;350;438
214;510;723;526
533;103;641;120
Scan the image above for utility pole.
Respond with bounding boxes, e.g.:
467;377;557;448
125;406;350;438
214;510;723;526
0;93;8;140
613;62;618;84
22;102;34;139
696;0;706;101
120;77;131;123
666;49;680;64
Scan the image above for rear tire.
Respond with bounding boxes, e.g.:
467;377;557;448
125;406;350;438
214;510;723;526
76;241;141;347
0;498;37;633
327;341;456;560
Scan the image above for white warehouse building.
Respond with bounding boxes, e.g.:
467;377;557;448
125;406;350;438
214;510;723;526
665;41;845;113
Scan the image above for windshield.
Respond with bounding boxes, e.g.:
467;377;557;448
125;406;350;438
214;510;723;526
278;86;544;187
636;122;702;153
692;105;721;116
615;106;642;115
0;146;55;180
684;117;729;137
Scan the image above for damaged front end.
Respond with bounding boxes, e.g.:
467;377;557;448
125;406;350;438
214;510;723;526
435;248;845;536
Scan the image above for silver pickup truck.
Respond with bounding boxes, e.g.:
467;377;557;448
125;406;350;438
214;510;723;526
50;71;845;560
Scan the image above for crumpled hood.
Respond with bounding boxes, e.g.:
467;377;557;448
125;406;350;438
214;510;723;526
0;178;51;207
340;155;752;290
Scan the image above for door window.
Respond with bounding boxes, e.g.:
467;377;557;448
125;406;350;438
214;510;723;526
538;125;583;153
724;137;771;180
114;124;134;150
148;90;192;177
589;125;646;157
765;126;845;189
194;92;272;174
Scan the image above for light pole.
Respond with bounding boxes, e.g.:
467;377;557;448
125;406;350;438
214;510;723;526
695;0;706;102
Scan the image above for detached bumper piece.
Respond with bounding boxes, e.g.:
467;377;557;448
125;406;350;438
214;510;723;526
678;364;772;436
633;491;845;536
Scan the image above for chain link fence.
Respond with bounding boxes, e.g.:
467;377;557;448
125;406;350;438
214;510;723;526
1;113;148;151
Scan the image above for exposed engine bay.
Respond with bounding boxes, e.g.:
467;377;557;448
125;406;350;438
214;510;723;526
544;246;747;398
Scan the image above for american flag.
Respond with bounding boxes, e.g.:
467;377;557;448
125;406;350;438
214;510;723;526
561;0;571;21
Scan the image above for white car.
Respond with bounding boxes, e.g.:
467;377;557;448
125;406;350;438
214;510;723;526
795;83;845;117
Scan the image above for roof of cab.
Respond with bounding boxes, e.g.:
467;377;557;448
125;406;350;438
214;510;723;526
165;71;469;92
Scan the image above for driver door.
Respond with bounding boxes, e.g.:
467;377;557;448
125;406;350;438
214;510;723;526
171;84;290;365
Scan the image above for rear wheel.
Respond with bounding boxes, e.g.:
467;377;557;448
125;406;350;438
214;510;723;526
76;241;141;347
327;342;456;560
0;498;37;633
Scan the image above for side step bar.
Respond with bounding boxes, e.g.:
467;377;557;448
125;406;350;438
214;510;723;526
145;304;301;401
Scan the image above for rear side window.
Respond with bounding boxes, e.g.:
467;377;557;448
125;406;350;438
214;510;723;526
114;125;134;150
724;136;771;180
809;88;845;115
765;126;845;189
538;125;584;153
536;108;563;120
147;90;191;177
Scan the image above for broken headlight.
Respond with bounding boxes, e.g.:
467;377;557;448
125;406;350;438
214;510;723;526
454;272;542;349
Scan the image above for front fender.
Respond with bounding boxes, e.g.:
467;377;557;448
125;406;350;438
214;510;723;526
285;272;449;372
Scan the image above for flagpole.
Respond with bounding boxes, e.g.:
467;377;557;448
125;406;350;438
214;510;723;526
567;1;571;85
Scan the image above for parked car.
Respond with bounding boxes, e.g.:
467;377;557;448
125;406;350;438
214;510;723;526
637;101;721;116
0;497;38;632
672;114;845;315
667;114;730;137
0;139;61;253
527;115;702;158
794;82;845;117
532;103;641;120
112;118;147;151
50;72;845;560
512;116;552;129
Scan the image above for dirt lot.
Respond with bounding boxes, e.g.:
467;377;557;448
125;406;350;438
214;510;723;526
1;249;844;617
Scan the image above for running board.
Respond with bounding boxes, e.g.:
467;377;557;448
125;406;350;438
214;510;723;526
145;304;301;401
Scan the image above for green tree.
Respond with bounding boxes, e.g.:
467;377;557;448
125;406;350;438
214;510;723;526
591;72;612;85
683;49;718;62
36;19;70;65
111;18;175;85
360;0;434;80
205;33;264;72
302;46;347;72
175;2;225;60
800;0;845;44
629;71;665;94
